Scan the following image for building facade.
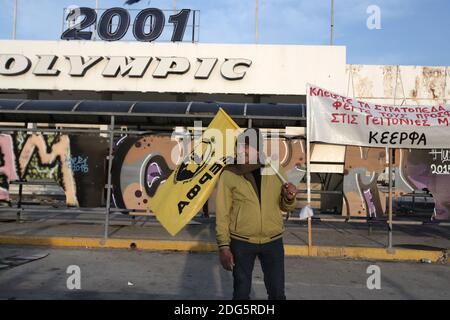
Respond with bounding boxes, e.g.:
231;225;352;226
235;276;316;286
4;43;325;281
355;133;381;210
0;40;449;220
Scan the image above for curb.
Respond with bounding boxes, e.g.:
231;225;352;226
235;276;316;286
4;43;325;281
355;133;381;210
0;235;447;264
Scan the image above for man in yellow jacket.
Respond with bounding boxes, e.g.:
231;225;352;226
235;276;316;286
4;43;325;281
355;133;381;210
216;128;297;300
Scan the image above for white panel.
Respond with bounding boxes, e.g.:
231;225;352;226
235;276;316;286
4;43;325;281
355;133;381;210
311;144;346;163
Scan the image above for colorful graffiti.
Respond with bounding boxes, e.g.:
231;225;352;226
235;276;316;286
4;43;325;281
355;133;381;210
0;131;448;220
0;134;19;201
110;135;308;213
0;131;313;212
400;149;450;220
343;146;450;220
111;135;176;211
0;133;108;207
343;146;388;218
18;133;78;205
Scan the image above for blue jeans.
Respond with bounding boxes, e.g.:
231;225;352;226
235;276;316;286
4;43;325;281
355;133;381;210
230;238;286;300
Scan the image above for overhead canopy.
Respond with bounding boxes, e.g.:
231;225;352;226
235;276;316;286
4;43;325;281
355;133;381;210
0;99;306;128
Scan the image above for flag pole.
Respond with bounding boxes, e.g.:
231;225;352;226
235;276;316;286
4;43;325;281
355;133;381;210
306;85;312;253
388;148;393;251
266;158;287;184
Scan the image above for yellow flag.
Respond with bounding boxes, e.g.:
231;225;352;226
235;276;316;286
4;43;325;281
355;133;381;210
151;108;241;236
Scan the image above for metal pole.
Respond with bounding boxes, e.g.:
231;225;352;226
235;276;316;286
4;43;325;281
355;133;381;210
306;86;313;252
93;0;99;41
104;115;115;240
173;0;177;12
255;0;259;44
16;120;29;223
12;0;18;39
330;0;334;45
387;148;393;250
192;11;195;43
387;67;399;252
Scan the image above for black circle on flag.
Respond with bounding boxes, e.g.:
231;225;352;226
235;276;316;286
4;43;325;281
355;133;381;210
174;139;214;183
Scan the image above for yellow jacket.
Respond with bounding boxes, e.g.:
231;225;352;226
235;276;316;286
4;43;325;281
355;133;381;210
215;164;296;247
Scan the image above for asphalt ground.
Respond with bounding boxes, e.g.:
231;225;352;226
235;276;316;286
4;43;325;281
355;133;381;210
0;245;449;300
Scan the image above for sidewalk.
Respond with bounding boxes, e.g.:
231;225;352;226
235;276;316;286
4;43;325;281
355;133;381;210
0;209;448;263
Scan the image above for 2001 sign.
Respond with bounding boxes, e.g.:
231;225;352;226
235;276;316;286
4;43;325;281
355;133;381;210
61;7;191;42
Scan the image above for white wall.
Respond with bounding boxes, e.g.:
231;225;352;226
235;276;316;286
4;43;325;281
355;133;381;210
346;65;450;105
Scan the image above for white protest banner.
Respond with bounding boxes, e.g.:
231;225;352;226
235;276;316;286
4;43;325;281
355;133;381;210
307;84;450;149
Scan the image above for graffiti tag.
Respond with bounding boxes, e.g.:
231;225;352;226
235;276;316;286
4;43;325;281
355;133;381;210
429;149;450;175
429;149;450;163
67;156;89;173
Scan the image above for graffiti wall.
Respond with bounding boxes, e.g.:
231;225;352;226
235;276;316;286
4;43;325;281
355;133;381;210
110;135;310;213
111;134;177;211
1;130;447;220
0;133;108;207
110;136;347;214
343;146;450;220
399;149;450;220
343;146;391;218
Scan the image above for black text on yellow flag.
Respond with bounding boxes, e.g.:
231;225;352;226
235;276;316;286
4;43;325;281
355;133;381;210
150;108;241;236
